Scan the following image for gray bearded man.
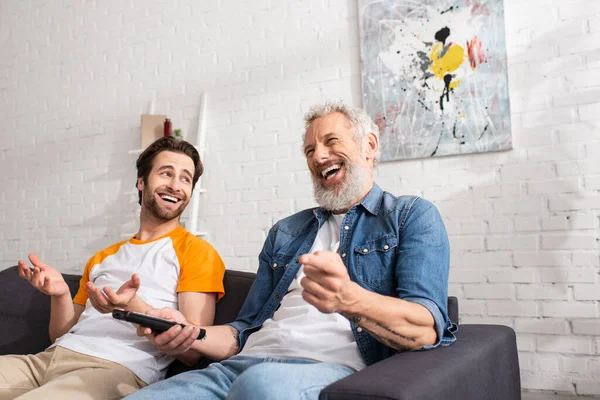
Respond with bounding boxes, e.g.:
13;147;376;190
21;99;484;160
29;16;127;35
125;100;456;400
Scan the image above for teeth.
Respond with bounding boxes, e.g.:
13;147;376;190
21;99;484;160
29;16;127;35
160;195;178;203
321;164;341;178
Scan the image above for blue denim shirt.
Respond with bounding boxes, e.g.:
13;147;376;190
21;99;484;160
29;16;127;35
229;184;457;366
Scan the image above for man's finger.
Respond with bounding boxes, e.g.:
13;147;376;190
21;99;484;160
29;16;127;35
103;287;120;303
300;276;328;299
301;289;321;308
136;325;152;337
88;283;109;307
178;327;199;350
28;254;46;270
163;325;194;349
153;325;183;347
17;262;32;280
31;268;43;288
299;252;340;272
130;274;141;288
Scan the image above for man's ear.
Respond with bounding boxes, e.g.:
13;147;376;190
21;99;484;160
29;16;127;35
364;132;379;162
137;177;144;192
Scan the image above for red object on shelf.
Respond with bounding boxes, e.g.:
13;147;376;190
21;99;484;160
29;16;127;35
164;118;172;137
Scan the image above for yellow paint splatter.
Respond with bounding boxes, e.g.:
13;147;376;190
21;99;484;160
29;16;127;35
429;43;465;81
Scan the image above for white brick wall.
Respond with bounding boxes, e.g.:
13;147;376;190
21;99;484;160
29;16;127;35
0;0;599;396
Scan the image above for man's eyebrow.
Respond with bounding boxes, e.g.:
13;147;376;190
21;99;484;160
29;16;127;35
157;165;175;172
181;168;193;179
157;165;193;179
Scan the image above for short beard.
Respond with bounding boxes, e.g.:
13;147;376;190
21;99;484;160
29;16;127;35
311;161;370;213
142;191;188;222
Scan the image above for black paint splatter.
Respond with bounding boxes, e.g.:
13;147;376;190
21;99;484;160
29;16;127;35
435;27;450;44
417;99;431;111
431;123;445;157
439;74;453;112
478;124;490;140
440;6;455;14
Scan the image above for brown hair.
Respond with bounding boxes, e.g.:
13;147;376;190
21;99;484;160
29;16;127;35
135;137;203;205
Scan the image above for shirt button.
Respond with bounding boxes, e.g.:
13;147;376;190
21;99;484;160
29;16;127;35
344;225;350;230
383;245;389;250
275;294;280;299
273;263;278;268
295;259;299;263
363;249;368;253
341;253;346;258
357;327;363;333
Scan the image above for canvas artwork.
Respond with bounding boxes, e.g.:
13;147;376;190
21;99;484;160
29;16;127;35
358;0;512;161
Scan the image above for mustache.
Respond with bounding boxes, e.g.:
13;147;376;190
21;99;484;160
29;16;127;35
157;187;186;198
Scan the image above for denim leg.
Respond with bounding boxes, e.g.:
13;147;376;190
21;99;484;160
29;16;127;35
124;356;264;400
226;360;355;400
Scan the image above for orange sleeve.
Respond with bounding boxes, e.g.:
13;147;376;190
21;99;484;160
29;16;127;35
176;237;226;301
72;241;126;306
73;259;93;306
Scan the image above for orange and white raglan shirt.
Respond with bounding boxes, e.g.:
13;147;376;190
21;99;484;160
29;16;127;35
53;226;225;385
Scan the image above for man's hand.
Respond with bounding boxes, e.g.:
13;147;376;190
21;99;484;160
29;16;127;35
87;274;141;314
18;254;70;297
299;250;361;314
136;307;202;356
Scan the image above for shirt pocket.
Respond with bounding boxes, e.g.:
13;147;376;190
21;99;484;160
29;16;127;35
353;236;398;290
269;253;293;285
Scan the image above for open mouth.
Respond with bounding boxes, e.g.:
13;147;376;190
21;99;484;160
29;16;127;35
320;163;343;181
158;193;182;204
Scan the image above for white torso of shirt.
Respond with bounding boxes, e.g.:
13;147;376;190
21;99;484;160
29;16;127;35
239;213;366;371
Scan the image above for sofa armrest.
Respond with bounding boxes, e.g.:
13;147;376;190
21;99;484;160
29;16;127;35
319;324;520;400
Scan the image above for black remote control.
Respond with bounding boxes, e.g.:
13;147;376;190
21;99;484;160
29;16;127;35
112;309;206;340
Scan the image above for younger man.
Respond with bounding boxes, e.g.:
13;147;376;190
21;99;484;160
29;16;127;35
0;137;225;400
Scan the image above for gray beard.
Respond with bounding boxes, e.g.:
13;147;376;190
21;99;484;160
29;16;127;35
312;161;369;212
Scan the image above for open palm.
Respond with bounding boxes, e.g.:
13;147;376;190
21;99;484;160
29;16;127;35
17;254;69;297
87;274;141;313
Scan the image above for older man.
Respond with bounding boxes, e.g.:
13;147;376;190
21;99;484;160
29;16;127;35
125;101;456;400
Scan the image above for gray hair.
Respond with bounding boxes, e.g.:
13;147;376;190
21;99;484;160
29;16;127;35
302;100;381;163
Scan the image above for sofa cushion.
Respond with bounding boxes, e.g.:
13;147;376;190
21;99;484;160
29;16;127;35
0;266;80;355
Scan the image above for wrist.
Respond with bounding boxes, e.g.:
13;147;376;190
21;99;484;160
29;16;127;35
340;281;369;316
52;290;72;301
124;296;151;313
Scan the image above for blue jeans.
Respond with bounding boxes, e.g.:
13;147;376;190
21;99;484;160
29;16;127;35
124;355;354;400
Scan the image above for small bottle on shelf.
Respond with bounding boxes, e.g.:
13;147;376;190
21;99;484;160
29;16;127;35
164;118;172;137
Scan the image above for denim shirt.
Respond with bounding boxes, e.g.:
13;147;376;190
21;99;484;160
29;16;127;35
229;184;457;366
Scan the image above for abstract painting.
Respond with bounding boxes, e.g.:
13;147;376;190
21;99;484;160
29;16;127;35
358;0;512;161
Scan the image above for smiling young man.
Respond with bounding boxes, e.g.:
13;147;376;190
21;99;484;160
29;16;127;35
124;101;456;400
0;137;225;400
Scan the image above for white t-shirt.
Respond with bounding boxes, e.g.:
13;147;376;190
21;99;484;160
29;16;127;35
53;226;225;384
239;213;366;371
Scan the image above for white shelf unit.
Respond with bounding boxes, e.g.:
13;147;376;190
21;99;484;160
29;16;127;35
122;94;209;238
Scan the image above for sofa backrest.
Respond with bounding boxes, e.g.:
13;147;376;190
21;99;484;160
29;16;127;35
0;266;256;356
0;266;80;355
0;265;458;358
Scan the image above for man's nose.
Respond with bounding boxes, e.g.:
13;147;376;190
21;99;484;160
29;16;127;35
312;144;329;163
166;176;182;191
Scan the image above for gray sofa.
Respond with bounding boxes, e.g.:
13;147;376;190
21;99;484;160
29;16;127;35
0;265;521;399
